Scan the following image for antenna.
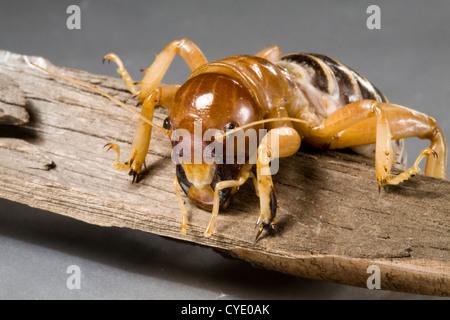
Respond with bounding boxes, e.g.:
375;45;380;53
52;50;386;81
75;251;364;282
30;62;171;136
214;117;308;141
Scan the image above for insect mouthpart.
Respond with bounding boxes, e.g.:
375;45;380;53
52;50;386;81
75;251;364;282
183;162;216;209
183;162;216;189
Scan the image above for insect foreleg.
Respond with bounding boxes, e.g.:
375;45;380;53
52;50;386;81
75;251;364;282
173;176;188;235
105;85;178;182
204;164;257;237
103;53;138;94
256;126;301;240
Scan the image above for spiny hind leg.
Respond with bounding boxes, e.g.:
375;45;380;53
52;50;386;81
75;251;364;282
351;138;407;172
383;148;438;186
335;108;445;185
105;85;179;182
305;100;447;188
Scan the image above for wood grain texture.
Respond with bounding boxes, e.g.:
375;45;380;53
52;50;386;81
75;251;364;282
0;50;448;296
0;73;29;125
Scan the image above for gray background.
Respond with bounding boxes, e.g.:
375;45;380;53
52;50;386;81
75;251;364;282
0;0;448;299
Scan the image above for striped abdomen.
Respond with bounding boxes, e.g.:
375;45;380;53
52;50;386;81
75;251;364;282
277;53;407;170
279;53;388;107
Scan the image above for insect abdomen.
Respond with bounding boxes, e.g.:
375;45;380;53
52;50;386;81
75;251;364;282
279;53;388;105
278;53;407;170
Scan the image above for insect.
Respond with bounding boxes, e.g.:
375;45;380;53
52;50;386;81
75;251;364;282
33;39;447;241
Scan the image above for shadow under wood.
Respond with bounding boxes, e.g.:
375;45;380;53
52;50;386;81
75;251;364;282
0;198;339;300
0;99;42;142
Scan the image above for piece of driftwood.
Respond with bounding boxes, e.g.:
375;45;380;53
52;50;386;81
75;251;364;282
0;50;448;297
0;73;29;125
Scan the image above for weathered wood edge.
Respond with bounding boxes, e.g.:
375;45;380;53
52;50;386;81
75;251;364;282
1;172;447;296
0;50;448;297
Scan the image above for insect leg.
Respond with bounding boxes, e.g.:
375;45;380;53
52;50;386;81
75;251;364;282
173;175;188;235
204;164;256;237
256;126;301;240
138;39;207;102
335;102;446;183
105;85;179;182
103;53;138;94
304;100;446;188
255;45;282;63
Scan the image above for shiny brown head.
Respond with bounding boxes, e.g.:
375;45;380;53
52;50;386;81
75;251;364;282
164;72;263;210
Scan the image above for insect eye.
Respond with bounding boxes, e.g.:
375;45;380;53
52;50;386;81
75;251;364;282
224;122;238;132
163;117;172;130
